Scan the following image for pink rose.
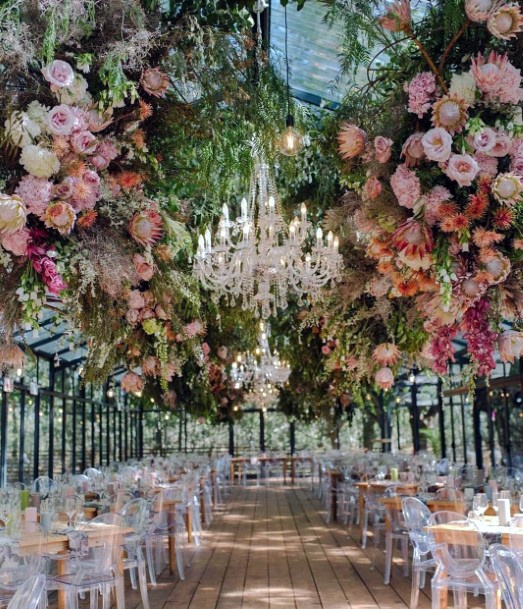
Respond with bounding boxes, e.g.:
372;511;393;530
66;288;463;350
97;141;118;162
89;155;110;170
42;60;74;88
128;289;145;309
321;345;331;355
445;154;480;186
374;136;393;163
471;128;497;153
401;132;425;167
490;130;512;157
421;128;453;162
53;177;76;199
363;176;382;200
1;228;29;256
202;342;211;356
48;105;76;136
82;170;100;190
510;154;523;176
133;253;154;281
71;131;97;155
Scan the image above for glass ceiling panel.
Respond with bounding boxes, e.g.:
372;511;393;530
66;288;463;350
270;0;348;105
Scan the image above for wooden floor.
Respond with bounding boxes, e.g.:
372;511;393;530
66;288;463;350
133;484;434;609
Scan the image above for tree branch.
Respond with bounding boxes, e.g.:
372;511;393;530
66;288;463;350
439;18;471;74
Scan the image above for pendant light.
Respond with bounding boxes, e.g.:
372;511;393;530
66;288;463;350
278;4;304;156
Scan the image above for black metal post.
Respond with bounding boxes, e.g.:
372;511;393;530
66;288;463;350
33;392;40;479
259;409;265;452
105;397;110;466
80;385;86;472
437;379;447;459
178;409;183;453
410;372;421;454
72;394;77;473
0;391;8;487
449;394;457;462
228;420;235;456
18;390;26;483
486;390;496;469
98;399;103;465
60;370;66;474
124;395;128;461
138;402;144;459
396;401;401;451
90;387;95;467
472;392;483;470
290;419;296;455
48;365;55;479
379;390;387;453
460;394;468;464
118;408;123;462
503;387;513;468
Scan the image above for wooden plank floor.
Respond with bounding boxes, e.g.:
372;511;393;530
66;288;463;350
130;484;435;609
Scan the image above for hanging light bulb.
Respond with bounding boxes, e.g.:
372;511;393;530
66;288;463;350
279;115;304;156
278;5;306;157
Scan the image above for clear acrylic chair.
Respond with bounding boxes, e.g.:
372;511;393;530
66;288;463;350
489;543;523;609
361;485;386;551
30;477;55;499
382;491;410;585
402;497;437;609
243;458;261;487
48;512;125;609
428;511;497;609
119;498;151;609
7;575;46;609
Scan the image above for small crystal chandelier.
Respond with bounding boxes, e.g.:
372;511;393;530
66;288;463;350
194;155;343;319
230;322;291;389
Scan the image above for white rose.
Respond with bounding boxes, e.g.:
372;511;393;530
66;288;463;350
4;112;41;147
20;145;60;179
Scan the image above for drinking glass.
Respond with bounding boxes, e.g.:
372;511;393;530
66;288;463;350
473;493;488;521
64;496;78;528
492;491;499;515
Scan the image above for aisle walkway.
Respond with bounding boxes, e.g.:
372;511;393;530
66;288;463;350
140;485;432;609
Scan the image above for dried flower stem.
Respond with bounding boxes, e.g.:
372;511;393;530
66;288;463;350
407;30;448;93
439;19;471;73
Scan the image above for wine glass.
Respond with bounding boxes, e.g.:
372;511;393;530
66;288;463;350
492;491;499;517
64;496;79;528
473;493;488;521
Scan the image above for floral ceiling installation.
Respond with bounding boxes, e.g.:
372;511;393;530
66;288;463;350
0;0;211;393
325;0;523;393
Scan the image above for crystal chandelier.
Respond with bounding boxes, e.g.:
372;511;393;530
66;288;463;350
194;156;343;319
230;322;291;389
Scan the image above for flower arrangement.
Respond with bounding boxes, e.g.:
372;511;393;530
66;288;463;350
323;0;523;392
0;0;208;393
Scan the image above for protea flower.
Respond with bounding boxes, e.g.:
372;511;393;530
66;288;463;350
498;330;523;363
129;210;163;247
479;249;511;284
471;51;508;93
0;344;26;370
373;343;401;366
141;355;160;376
121;371;144;394
465;0;495;22
391;219;434;270
0;194;27;235
431;94;468;134
491;173;523;207
379;0;411;32
487;3;523;40
43;201;76;235
375;366;394;390
337;123;367;160
140;67;170;98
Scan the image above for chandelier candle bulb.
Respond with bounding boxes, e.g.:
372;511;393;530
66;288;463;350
204;229;212;253
327;231;334;247
316;227;323;246
241;197;248;221
301;203;307;220
222;203;229;223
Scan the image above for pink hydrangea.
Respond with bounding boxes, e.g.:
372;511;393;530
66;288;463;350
15;175;53;217
416;186;452;225
1;228;30;256
475;153;498;177
404;72;437;118
390;164;421;208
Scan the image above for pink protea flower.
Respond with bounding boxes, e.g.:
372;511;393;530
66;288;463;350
498;330;523;363
374;136;393;163
337;123;367;160
472;228;504;248
487;3;523;40
375;366;394;390
444;154;480;187
479;249;511;284
133;253;154;281
43;201;76;235
390;164;421;208
373;343;401;366
15;176;53;217
141;356;160;376
121;371;144;394
401;132;425;167
0;344;26;370
471;51;523;104
184;320;205;338
465;0;495;22
140;67;170;98
391;218;434;270
421;128;453;162
129;210;163;247
491;173;523;206
379;0;411;32
404;72;437;118
432;94;468;134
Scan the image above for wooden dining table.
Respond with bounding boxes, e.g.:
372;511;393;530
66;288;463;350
17;522;133;609
355;480;419;532
230;456;312;486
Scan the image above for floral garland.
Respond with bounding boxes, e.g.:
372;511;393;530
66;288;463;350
0;0;208;395
329;0;523;390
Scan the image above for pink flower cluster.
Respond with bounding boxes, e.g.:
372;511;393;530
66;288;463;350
404;72;437;118
460;299;497;376
428;326;458;375
390;164;421;208
27;229;66;294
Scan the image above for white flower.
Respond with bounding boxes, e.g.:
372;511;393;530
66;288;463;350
55;74;91;105
0;194;27;235
449;71;477;106
19;145;60;179
26;101;50;132
4;112;41;147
